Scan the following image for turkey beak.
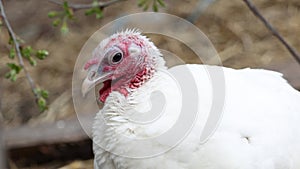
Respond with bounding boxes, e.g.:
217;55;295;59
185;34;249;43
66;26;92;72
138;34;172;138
81;71;111;97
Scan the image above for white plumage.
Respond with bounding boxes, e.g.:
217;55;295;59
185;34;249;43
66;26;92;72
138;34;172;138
82;30;300;169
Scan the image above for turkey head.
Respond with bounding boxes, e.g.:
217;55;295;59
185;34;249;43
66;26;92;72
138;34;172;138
82;30;162;102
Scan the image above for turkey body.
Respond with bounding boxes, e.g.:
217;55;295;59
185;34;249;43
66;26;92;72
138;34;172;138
92;64;300;169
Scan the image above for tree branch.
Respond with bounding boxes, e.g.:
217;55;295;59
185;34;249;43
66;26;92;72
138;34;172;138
4;114;93;149
243;0;300;65
48;0;125;10
0;0;37;95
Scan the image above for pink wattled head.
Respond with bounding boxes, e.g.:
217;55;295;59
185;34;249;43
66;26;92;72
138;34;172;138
81;29;164;102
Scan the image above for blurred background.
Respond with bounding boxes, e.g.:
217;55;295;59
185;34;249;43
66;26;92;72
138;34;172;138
0;0;300;168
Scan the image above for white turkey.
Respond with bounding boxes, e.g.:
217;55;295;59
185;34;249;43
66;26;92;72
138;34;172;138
81;30;300;169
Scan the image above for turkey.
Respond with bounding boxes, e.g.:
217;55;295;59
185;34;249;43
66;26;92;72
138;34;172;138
81;30;300;169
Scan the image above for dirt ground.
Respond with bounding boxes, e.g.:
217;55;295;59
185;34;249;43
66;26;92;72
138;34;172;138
1;0;300;168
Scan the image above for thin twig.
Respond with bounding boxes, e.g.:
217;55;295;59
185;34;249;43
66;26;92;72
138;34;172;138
0;0;37;96
243;0;300;64
49;0;125;10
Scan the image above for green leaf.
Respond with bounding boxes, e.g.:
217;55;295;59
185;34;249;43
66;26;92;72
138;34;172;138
21;46;33;59
96;12;103;19
85;1;103;19
61;25;69;34
37;97;48;112
52;18;61;27
85;8;95;16
94;8;103;19
34;88;49;111
143;2;150;11
11;75;17;81
36;50;49;60
5;63;22;82
48;11;58;18
63;1;70;13
63;1;69;8
9;47;15;59
19;46;38;66
157;0;165;7
41;90;49;99
137;0;165;11
61;18;69;34
5;69;16;81
8;36;14;45
138;0;147;7
29;57;37;66
152;0;158;12
63;1;74;19
7;63;22;73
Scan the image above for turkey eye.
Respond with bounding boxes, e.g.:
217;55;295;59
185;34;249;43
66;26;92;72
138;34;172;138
112;52;123;63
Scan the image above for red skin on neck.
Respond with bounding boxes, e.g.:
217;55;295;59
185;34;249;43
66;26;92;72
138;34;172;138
99;66;155;102
84;34;155;103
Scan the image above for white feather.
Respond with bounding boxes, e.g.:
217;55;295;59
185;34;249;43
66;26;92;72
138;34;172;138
93;63;300;169
91;32;300;169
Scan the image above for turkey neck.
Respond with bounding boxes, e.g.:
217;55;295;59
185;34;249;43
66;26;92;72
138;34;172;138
98;56;167;125
93;56;185;160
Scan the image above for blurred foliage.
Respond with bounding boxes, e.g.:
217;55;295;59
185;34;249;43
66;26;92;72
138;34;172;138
85;0;104;19
138;0;165;11
2;0;165;113
5;38;49;81
48;1;74;34
34;88;49;112
48;0;166;33
5;63;22;82
4;34;50;112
